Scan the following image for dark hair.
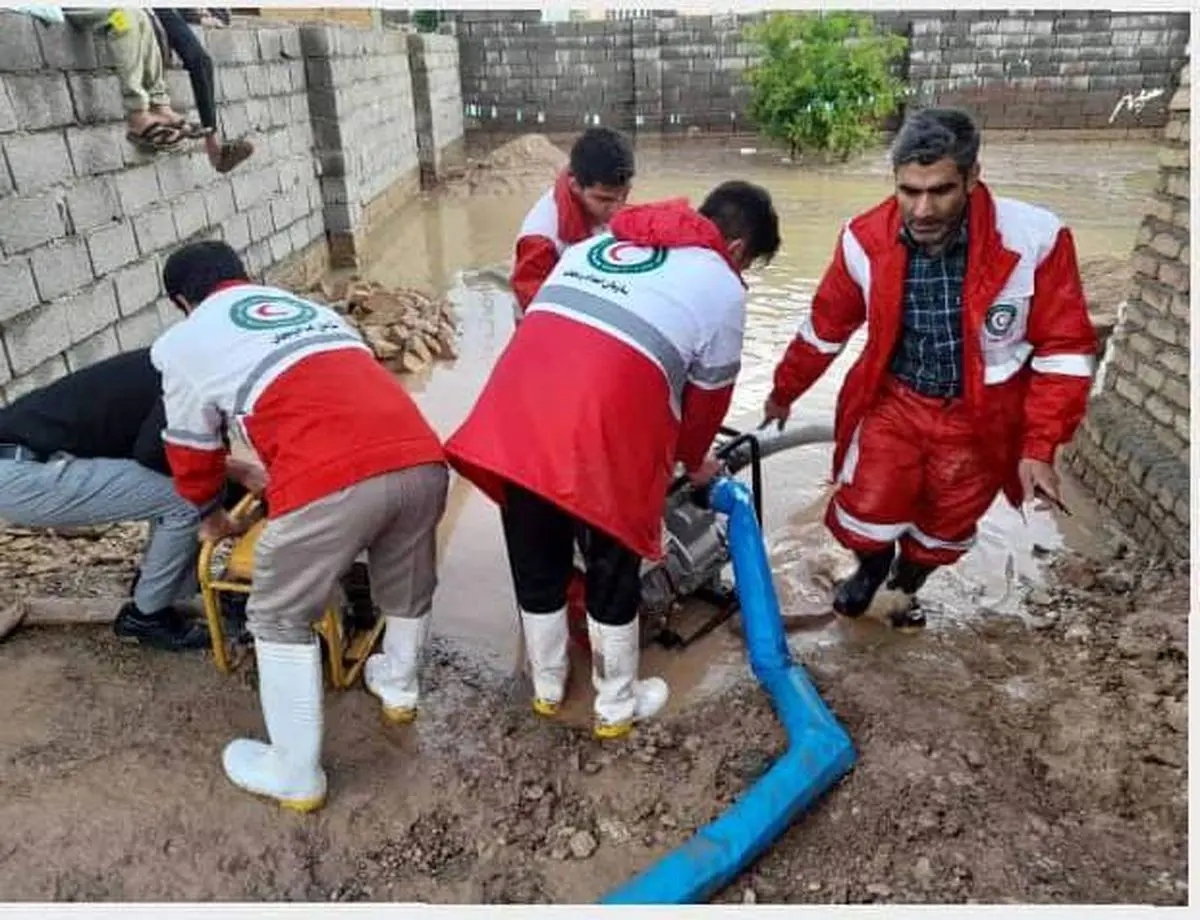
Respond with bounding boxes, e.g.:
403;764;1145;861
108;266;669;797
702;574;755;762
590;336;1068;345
569;127;635;189
162;240;250;305
699;180;781;266
891;107;981;176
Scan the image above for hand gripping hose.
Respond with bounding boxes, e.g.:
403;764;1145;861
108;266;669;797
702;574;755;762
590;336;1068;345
598;476;857;904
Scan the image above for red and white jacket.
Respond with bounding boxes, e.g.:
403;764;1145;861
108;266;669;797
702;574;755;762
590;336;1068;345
449;200;747;560
151;282;444;519
509;170;605;317
770;182;1097;508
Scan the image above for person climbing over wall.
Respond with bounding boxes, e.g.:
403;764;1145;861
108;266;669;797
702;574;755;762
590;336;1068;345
152;8;255;173
509;126;636;319
152;240;449;812
447;181;781;740
65;8;192;152
762;107;1097;631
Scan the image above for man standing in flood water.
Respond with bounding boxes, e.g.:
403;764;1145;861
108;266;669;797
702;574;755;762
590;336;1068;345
763;108;1096;630
509;127;636;318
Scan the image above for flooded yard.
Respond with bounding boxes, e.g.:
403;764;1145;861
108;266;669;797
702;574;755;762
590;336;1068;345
0;135;1185;905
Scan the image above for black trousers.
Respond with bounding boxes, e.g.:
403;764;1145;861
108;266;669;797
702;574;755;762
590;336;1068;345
500;483;642;627
153;8;217;131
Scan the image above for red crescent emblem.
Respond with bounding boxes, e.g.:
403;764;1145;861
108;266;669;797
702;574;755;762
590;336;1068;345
608;242;638;262
256;303;287;317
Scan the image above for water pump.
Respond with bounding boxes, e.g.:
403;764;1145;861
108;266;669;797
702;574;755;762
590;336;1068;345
567;420;835;650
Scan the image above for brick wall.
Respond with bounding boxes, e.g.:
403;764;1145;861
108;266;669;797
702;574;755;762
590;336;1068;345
0;13;323;404
300;24;418;267
456;10;1189;135
1063;60;1190;560
908;11;1189;130
0;13;467;402
407;33;466;186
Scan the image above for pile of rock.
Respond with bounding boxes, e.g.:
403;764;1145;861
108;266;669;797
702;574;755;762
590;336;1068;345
305;277;459;376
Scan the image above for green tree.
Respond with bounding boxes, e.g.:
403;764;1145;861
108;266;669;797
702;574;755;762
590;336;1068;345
411;10;441;32
744;12;909;161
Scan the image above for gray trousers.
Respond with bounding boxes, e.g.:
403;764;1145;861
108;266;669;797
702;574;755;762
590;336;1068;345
0;456;200;612
249;464;448;644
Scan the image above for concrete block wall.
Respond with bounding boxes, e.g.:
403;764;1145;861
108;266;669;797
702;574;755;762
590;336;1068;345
1;13;471;402
908;11;1190;130
0;12;322;404
456;10;1188;135
300;24;419;267
407;33;467;186
1063;60;1190;560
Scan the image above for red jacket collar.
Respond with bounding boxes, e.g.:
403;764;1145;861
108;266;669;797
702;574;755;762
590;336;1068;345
609;198;746;286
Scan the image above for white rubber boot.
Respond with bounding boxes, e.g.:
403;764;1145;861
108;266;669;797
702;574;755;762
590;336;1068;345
587;616;669;740
520;608;569;716
223;639;327;813
365;614;431;724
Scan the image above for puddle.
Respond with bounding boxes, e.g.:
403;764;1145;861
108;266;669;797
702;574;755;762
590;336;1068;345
361;135;1147;706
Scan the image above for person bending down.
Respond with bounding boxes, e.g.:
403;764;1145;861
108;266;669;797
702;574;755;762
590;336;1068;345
153;240;449;812
447;181;781;739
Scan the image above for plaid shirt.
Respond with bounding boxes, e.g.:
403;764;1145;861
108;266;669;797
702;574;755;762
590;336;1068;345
889;219;969;398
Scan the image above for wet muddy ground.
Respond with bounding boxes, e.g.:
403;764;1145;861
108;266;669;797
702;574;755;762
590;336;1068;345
0;135;1186;903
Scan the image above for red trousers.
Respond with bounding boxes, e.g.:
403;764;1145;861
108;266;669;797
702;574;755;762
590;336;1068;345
825;377;1003;567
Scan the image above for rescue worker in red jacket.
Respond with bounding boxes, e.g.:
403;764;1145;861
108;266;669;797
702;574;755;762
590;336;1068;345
153;241;448;812
448;181;781;740
764;108;1097;630
510;126;636;317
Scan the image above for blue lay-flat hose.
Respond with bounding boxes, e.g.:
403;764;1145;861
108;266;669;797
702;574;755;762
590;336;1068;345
598;476;858;905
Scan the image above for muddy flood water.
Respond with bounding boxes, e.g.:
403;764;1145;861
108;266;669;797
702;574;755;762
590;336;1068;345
365;135;1154;705
0;135;1185;906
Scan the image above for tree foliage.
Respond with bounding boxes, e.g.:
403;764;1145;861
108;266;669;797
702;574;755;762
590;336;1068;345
744;12;909;160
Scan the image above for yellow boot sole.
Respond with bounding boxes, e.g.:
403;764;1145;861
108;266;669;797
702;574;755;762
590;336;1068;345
381;704;417;725
532;697;560;718
593;720;633;741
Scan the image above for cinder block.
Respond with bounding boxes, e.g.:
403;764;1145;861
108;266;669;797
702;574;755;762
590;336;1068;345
65;323;120;372
204;181;236;227
112;258;161;316
204;28;258;65
0;78;16;134
156;151;206;199
64;279;119;344
172;191;209;240
155;295;181;331
114;165;163;217
132;205;178;257
4;72;74;130
65;176;123;233
1;354;69;403
67;72;124;124
30;237;93;302
0;255;38;324
268;229;293;262
34;17;100;70
220;212;251;251
66;123;126;176
1;296;70;374
0;191;67;254
86;220;139;277
248;203;274;242
114;304;163;350
0;11;44;71
218;66;250;104
3;131;73;193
